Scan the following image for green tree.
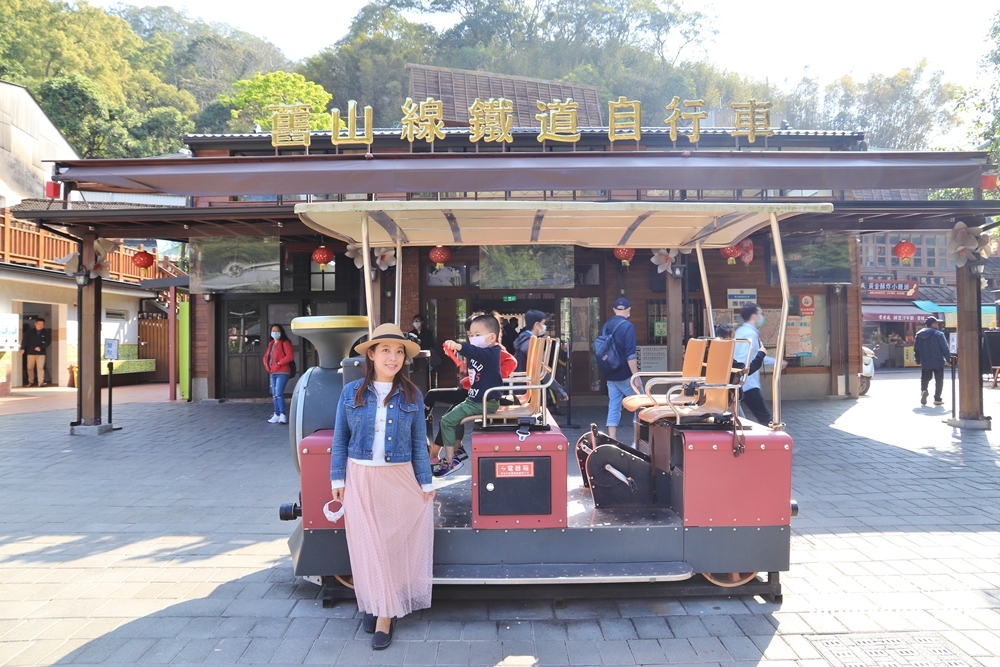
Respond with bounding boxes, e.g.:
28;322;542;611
300;3;438;127
36;74;137;158
778;62;958;149
113;3;290;107
131;106;195;156
219;72;334;131
968;10;1000;162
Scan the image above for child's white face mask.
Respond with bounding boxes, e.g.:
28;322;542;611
469;335;490;348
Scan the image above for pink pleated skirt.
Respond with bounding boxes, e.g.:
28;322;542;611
343;460;434;618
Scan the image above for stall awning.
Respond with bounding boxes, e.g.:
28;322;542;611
913;300;948;314
862;305;931;323
294;200;832;249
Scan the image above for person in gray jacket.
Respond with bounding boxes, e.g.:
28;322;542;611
913;316;950;406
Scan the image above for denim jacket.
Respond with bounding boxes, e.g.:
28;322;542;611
330;379;431;486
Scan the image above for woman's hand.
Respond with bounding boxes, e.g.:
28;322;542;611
330;485;344;503
423;490;436;502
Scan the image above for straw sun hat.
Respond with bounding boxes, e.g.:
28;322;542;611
353;323;422;358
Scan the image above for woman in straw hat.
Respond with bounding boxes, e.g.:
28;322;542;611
330;323;435;650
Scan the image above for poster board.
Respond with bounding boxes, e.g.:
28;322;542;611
637;346;670;372
0;313;19;351
785;316;813;357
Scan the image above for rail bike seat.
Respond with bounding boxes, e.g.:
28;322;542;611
637;338;739;425
623;338;710;413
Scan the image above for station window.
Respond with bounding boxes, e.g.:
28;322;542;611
310;259;335;292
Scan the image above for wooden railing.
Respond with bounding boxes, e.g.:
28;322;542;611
0;208;173;284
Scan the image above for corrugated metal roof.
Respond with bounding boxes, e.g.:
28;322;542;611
10;198;173;212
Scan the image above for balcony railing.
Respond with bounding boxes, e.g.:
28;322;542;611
1;208;173;284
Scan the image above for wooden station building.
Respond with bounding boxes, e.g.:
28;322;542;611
13;111;1000;431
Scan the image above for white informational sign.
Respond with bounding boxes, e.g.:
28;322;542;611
949;332;958;355
104;338;119;361
726;288;757;310
636;346;670;372
0;314;20;351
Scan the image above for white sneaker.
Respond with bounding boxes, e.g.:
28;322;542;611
278;414;288;424
267;414;280;424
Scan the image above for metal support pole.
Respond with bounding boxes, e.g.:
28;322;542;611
361;212;375;336
769;213;790;429
695;243;714;336
107;361;114;424
394;237;403;325
168;285;177;401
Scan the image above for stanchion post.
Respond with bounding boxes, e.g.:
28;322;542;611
951;354;957;420
107;361;114;425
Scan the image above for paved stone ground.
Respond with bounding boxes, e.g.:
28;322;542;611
0;371;998;666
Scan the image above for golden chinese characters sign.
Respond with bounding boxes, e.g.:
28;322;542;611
331;100;373;147
270;104;311;148
536;98;580;143
731;99;774;143
663;97;708;143
469;98;514;143
401;97;446;143
608;97;641;142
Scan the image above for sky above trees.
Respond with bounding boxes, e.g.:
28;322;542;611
90;0;997;92
6;0;998;157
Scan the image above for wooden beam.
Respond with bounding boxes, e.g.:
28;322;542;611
665;271;683;370
955;265;984;421
80;233;102;425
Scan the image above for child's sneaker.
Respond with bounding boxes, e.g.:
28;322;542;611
455;445;468;461
267;413;280;423
433;458;464;477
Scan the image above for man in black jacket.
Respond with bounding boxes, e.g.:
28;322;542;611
913;316;950;406
21;318;50;387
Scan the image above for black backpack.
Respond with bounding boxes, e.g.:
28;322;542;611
594;319;627;374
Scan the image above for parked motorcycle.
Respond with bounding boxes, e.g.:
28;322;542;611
859;345;878;395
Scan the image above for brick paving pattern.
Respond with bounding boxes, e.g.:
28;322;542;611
0;370;998;665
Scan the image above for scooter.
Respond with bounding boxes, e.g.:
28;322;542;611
859;345;878;395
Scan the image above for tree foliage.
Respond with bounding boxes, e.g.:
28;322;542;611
1;0;966;158
220;72;334;131
781;62;959;149
968;10;1000;162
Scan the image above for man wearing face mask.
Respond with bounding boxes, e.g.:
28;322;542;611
513;310;547;373
513;310;569;408
734;303;786;425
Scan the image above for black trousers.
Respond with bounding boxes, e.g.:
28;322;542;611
740;387;771;425
920;367;944;400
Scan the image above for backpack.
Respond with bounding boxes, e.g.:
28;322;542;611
594;319;627;375
285;340;297;378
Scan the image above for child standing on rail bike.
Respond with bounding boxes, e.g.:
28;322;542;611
435;313;504;477
329;323;435;651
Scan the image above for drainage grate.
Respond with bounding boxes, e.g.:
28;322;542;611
807;633;976;667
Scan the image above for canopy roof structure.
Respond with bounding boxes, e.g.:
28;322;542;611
51;150;989;196
294;200;834;249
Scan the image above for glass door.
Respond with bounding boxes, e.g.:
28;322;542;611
224;299;266;398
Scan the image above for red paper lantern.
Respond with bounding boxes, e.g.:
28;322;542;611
429;246;451;269
613;247;635;266
132;250;154;269
720;245;742;265
312;245;334;271
893;240;916;265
